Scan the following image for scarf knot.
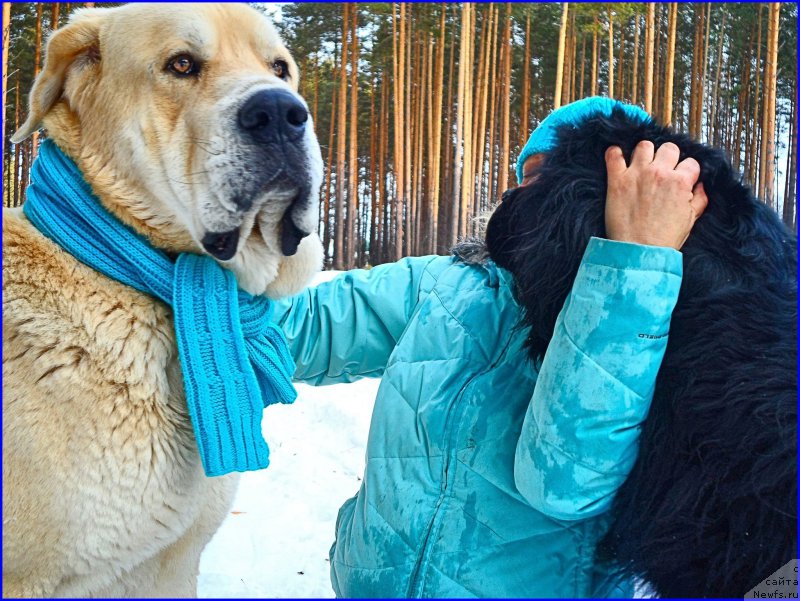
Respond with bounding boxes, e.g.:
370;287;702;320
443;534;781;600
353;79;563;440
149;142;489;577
23;139;297;477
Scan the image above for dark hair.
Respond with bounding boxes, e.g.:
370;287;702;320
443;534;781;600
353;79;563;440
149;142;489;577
486;107;797;597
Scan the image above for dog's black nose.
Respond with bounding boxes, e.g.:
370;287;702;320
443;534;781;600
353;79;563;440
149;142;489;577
238;89;308;143
202;228;240;261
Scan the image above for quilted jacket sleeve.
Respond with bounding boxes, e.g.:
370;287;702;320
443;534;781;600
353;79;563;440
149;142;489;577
271;256;441;386
514;237;683;521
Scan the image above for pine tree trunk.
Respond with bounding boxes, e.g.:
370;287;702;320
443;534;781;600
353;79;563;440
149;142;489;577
431;4;446;254
591;15;598;96
51;3;60;30
761;2;780;205
469;7;487;228
13;72;20;206
749;4;763;187
377;72;387;262
473;5;491;218
579;33;586;101
616;18;624;101
346;5;359;267
322;67;336;267
699;3;711;136
631;12;640;104
485;4;500;210
369;81;377;264
498;3;512;194
651;5;661;117
31;2;44;158
393;3;405;260
451;2;468;246
569;12;577;104
440;12;456;251
403;5;413;256
554;3;569;109
2;2;11;147
520;11;532;148
334;3;349;269
562;12;572;106
607;7;614;98
663;3;677;125
459;2;475;237
644;3;655;113
709;8;726;146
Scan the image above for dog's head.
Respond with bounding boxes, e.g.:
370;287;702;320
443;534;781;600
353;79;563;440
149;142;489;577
13;3;323;297
486;107;796;361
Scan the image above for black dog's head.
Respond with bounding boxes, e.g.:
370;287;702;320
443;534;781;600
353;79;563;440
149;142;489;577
487;107;796;362
486;108;797;596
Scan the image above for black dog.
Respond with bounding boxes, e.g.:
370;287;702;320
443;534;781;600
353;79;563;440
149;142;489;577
486;108;797;597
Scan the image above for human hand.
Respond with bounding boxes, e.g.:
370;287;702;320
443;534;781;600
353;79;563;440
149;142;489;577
604;141;708;250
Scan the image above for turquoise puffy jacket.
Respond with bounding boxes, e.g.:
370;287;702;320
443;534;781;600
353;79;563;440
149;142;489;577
273;237;682;598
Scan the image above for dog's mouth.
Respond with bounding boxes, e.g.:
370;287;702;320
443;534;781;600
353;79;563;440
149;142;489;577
279;188;311;257
202;188;311;261
202;228;240;261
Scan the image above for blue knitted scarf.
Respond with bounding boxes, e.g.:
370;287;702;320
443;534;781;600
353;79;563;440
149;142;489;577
23;139;297;477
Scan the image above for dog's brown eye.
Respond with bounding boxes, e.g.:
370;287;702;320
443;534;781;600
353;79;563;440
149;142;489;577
167;54;199;77
272;59;289;80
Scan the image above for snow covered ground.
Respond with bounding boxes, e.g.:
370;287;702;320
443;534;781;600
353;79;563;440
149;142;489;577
198;377;378;598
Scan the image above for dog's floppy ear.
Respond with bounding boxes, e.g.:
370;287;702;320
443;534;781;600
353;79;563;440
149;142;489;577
11;9;103;143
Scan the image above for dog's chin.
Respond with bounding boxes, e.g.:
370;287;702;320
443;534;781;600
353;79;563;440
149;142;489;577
227;225;322;298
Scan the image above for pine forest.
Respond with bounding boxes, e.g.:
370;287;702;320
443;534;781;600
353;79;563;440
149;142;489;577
3;2;797;269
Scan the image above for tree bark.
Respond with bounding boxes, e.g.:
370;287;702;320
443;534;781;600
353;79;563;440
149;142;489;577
498;3;512;194
334;3;349;269
2;3;11;148
644;3;655;113
554;3;569;109
631;12;640;104
520;11;532;148
51;3;60;30
709;8;726;146
607;7;614;98
346;5;359;267
393;3;405;260
591;15;598;96
451;2;468;246
663;3;677;125
748;4;763;187
579;32;586;101
761;2;780;205
430;4;446;254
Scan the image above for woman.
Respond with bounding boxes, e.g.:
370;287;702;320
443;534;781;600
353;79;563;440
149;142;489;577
272;97;708;598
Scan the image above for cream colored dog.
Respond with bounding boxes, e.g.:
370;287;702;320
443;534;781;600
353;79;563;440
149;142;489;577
3;4;323;597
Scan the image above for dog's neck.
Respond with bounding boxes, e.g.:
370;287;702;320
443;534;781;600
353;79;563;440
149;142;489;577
38;103;198;255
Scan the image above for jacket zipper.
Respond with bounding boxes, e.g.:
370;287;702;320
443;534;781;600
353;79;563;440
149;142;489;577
405;374;476;598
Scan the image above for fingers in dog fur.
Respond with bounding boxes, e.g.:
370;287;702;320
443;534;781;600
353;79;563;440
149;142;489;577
690;182;709;217
654;142;681;169
632;140;655;166
604;146;627;176
675;156;701;185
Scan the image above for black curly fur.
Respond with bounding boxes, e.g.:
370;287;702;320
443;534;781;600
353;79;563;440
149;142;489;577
485;108;798;597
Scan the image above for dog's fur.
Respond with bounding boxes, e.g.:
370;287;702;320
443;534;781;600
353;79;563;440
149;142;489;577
486;109;797;597
3;4;322;597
